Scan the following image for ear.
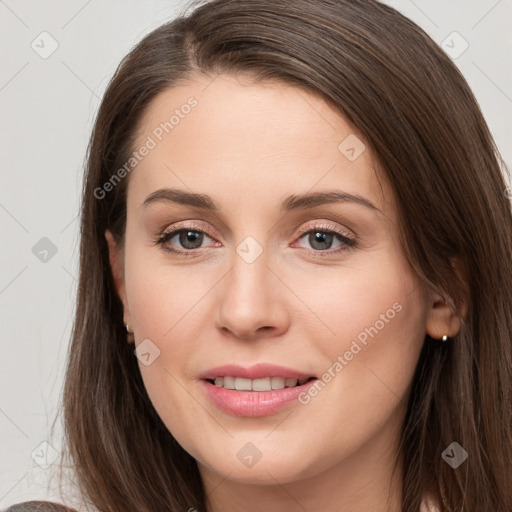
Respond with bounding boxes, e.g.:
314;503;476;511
105;229;131;328
425;256;468;340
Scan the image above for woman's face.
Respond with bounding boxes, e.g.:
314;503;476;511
106;73;449;497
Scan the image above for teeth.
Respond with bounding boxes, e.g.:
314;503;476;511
211;376;311;391
235;377;253;391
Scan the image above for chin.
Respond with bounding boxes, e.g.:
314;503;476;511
200;449;319;485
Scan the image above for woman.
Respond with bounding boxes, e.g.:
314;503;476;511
10;0;512;510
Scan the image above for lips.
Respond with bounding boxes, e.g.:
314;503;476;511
199;363;316;381
200;377;319;417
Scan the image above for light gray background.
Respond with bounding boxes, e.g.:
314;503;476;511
1;0;511;508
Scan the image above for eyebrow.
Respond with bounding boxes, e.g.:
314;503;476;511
142;188;382;214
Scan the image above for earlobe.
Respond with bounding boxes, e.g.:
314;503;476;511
425;256;468;341
425;296;462;341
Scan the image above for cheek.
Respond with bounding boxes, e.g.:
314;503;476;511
123;258;211;454
325;286;425;395
122;246;221;416
124;244;216;340
302;265;425;441
288;246;426;411
285;245;425;353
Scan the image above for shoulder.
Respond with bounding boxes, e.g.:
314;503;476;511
3;502;78;512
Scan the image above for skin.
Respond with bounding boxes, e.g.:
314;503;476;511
106;73;462;512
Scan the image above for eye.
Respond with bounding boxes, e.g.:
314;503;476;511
293;222;357;256
155;224;218;256
154;220;357;257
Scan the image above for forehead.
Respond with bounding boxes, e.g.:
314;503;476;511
128;73;393;218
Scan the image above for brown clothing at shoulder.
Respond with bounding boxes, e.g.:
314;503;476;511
4;501;78;512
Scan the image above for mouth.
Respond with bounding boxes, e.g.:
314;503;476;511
200;375;319;417
203;376;317;391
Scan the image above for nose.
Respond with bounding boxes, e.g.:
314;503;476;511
215;248;290;341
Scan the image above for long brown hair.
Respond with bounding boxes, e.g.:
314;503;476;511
58;0;512;510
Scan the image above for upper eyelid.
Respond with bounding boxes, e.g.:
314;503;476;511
161;220;217;238
160;219;351;235
295;220;354;238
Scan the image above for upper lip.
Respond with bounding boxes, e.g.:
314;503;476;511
199;363;317;381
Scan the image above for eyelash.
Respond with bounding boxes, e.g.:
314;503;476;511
154;221;357;258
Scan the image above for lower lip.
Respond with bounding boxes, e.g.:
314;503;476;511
199;378;318;417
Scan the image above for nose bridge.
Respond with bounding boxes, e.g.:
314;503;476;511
216;234;288;338
232;237;268;293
